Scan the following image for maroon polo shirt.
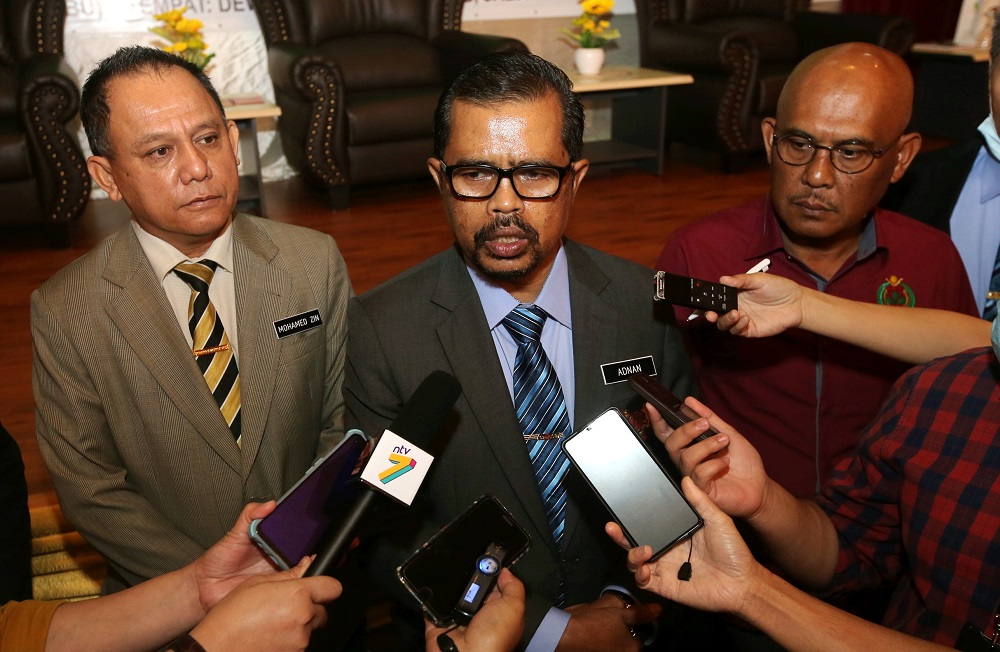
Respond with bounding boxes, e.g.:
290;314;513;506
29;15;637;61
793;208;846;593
657;196;978;498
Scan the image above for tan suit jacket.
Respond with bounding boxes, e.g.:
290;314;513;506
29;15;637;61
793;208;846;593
32;214;351;589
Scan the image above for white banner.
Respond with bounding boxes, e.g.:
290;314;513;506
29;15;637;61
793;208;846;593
463;0;635;21
65;0;259;31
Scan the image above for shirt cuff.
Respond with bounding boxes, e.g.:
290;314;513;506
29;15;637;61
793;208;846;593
524;607;571;652
601;584;637;603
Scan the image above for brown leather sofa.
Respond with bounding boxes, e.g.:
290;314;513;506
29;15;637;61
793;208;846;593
252;0;528;209
635;0;915;171
0;0;90;244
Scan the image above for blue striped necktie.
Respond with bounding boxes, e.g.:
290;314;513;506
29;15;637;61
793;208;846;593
502;305;571;553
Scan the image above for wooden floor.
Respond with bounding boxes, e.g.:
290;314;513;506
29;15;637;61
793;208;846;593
0;149;771;509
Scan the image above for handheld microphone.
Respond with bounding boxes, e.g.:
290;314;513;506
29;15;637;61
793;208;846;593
305;370;462;577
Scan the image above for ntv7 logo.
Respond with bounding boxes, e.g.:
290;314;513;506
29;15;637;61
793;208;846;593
379;445;416;484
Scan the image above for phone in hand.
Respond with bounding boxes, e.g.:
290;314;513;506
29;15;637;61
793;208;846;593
249;430;368;569
627;373;718;446
562;408;702;559
397;495;531;627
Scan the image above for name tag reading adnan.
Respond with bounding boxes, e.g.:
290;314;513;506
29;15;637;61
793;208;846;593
601;356;656;385
273;309;323;339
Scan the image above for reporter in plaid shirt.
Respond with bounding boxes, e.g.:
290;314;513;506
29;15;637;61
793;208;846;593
608;323;1000;650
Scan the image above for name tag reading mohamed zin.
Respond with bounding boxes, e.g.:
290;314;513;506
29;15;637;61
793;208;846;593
601;355;656;385
273;309;322;339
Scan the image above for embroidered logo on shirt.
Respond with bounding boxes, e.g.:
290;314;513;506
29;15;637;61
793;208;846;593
876;275;915;307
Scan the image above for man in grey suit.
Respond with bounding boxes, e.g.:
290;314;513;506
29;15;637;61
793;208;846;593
31;47;350;592
346;53;692;650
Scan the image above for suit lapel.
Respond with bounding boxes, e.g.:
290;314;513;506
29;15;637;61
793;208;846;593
230;215;286;475
102;225;241;472
563;241;616;547
432;249;557;552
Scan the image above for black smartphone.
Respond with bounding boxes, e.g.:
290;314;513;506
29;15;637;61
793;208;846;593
397;495;531;627
249;431;368;569
562;408;702;559
627;373;718;446
654;270;737;313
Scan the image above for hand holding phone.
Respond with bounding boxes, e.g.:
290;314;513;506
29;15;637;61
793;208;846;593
397;495;531;627
562;408;702;559
627;374;718;447
248;431;368;569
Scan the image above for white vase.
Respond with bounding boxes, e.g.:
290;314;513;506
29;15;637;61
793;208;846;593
574;48;605;76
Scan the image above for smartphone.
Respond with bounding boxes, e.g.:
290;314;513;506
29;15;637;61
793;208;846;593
397;495;531;627
627;373;718;446
562;408;702;559
654;270;738;313
249;430;368;569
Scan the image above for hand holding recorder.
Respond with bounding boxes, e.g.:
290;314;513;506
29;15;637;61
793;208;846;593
423;568;526;652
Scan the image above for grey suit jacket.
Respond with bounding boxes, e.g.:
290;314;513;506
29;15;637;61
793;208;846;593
32;214;351;589
345;240;693;642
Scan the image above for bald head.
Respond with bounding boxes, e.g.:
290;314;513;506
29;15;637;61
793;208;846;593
761;42;922;264
778;43;913;137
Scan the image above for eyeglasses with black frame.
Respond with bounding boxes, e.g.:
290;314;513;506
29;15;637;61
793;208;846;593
440;162;574;199
771;132;902;174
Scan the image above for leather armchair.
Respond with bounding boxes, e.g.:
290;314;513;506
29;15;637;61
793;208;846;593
253;0;528;208
0;0;89;244
635;0;915;171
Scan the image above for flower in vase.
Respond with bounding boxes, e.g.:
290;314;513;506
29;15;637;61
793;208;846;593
561;0;621;49
150;7;215;70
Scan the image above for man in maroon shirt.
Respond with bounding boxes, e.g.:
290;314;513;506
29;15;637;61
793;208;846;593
657;43;978;499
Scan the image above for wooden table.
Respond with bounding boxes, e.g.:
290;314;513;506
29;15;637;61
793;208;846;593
222;95;282;217
566;66;694;175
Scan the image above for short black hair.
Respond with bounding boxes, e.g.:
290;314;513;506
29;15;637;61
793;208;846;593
81;45;225;157
433;52;585;162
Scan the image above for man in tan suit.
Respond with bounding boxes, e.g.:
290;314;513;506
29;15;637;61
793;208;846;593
31;46;350;592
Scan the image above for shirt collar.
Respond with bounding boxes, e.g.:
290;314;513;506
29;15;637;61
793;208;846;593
972;143;1000;204
750;194;879;263
131;219;235;282
468;243;572;330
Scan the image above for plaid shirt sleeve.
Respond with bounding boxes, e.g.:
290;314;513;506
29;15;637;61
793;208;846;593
816;348;1000;643
815;364;912;593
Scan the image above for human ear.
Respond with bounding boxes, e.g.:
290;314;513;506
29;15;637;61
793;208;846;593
87;156;122;201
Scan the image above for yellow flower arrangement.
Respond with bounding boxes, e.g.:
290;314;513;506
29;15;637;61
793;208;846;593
149;8;215;70
562;0;621;49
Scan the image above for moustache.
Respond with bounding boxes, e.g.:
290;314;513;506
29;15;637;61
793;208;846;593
788;192;838;212
473;215;540;249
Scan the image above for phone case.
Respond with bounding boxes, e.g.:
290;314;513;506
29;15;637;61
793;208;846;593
627;373;716;444
396;495;531;627
248;431;368;569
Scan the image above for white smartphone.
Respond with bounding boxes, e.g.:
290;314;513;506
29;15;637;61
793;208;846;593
562;408;702;559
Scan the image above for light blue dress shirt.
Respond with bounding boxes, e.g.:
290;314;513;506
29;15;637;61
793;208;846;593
951;117;1000;315
467;245;575;651
467;245;576;425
